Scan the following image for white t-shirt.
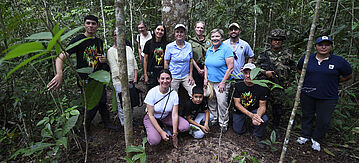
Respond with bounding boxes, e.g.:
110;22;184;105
137;31;152;57
144;86;179;119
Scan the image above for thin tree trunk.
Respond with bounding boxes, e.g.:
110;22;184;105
129;0;134;49
279;0;322;162
115;0;134;148
349;0;354;57
253;0;257;53
100;0;108;49
330;0;340;43
162;0;188;41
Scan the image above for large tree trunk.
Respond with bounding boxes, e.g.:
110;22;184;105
115;0;134;148
162;0;188;41
279;0;322;162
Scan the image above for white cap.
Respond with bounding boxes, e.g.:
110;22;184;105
229;22;240;29
242;63;256;71
174;24;187;31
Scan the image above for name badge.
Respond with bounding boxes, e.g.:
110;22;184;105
329;64;334;69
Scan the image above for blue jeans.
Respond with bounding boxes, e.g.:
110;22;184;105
233;109;268;137
189;113;214;139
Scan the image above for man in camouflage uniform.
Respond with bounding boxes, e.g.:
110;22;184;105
256;29;296;137
189;21;212;88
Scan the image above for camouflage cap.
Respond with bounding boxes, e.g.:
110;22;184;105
268;29;286;40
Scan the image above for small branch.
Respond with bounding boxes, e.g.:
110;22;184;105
338;81;359;96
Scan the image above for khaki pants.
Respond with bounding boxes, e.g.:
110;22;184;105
208;82;230;128
171;75;196;97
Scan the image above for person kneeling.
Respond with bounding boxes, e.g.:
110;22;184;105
232;63;269;149
183;86;214;139
143;69;190;148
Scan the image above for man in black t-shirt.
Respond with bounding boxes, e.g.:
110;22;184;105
233;63;268;148
47;15;119;138
183;86;213;139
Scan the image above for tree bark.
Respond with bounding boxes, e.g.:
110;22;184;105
253;0;257;53
100;0;108;49
279;0;322;162
162;0;188;41
115;0;134;148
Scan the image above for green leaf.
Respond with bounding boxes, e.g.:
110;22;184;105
250;80;269;88
140;153;146;163
36;117;49;126
125;156;135;163
25;32;52;40
253;5;263;15
125;146;143;153
6;50;49;78
3;42;44;61
76;67;93;74
240;157;246;163
323;148;335;156
250;67;261;80
56;137;68;149
233;155;240;161
83;80;104;110
260;139;271;146
132;153;145;161
62;115;79;136
112;87;118;112
46;123;53;136
89;70;111;84
41;127;52;138
142;137;147;148
352;22;358;30
61;26;83;41
70;110;80;116
47;27;67;51
65;37;91;51
270;130;276;142
249;156;259;163
24;142;54;156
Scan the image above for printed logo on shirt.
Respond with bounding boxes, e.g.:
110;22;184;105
83;45;99;70
154;47;164;65
329;64;334;69
206;41;210;46
240;91;256;109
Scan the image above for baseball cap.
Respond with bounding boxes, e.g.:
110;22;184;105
242;63;256;71
315;36;333;44
174;24;187;31
229;23;240;29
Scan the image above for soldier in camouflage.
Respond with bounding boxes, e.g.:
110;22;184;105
256;29;296;137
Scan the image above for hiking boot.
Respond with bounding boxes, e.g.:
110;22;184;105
255;136;265;149
297;136;309;145
274;128;281;139
221;126;227;134
311;139;321;151
104;123;120;131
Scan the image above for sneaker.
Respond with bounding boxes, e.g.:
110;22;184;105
221;126;227;134
254;136;265;149
297;136;309;145
274;128;281;139
311;139;321;151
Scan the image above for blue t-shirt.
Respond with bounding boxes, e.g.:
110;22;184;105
297;53;352;99
164;41;192;79
205;43;234;82
223;38;254;79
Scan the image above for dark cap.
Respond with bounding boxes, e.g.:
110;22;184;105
315;36;333;44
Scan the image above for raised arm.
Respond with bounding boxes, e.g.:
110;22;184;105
47;52;69;91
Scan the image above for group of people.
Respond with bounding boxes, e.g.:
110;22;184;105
47;15;352;152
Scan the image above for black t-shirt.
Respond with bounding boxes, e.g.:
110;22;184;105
183;99;208;120
67;34;109;79
143;39;167;76
233;82;268;114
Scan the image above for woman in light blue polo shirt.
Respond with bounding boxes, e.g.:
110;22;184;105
204;28;234;133
164;24;195;97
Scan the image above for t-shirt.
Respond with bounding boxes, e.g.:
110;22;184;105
143;39;167;76
164;41;193;79
144;86;179;119
136;31;152;57
223;39;254;79
297;53;352;99
107;46;138;86
183;99;209;120
66;34;109;79
205;43;234;82
233;82;268;113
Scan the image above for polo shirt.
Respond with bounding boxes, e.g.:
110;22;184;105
205;43;234;82
223;38;254;79
164;41;192;79
297;53;352;99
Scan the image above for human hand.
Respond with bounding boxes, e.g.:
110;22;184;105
251;113;264;125
218;82;225;93
265;71;274;78
172;133;178;148
198;69;204;76
98;54;107;63
133;77;137;84
252;119;261;126
188;76;195;86
204;79;208;88
201;125;209;133
144;74;149;84
160;131;170;141
47;74;63;91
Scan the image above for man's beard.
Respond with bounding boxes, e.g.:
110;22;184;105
230;34;238;39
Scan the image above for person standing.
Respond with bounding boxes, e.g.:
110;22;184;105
255;29;296;137
107;29;138;126
47;15;119;138
143;24;168;90
189;21;211;88
223;22;254;79
137;21;152;66
164;24;195;96
204;29;234;133
296;36;352;151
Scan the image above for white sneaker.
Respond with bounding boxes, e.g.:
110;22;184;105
297;136;309;144
311;139;321;151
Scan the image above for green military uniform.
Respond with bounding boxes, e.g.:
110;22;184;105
255;29;296;133
189;36;211;88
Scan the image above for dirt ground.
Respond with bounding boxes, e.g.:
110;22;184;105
73;82;359;163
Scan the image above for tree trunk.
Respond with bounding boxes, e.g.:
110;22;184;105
253;0;257;53
161;0;188;41
100;0;108;49
115;0;134;148
279;0;322;162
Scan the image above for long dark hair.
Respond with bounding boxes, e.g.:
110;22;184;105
157;69;172;80
151;24;167;44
